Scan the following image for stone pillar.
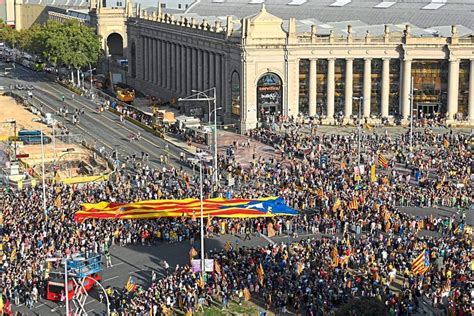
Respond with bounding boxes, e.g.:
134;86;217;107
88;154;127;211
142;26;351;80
215;54;221;109
156;40;162;87
166;42;171;90
161;40;166;87
468;59;474;122
401;58;412;120
447;58;460;121
308;59;317;117
191;48;197;91
344;58;353;118
381;58;390;118
197;49;203;91
176;45;181;94
327;58;335;120
209;53;215;90
170;43;176;91
203;51;209;90
186;47;192;94
152;39;157;84
181;45;186;95
141;36;146;81
363;58;371;118
143;37;148;81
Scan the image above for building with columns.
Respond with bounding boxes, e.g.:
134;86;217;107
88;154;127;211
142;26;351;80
127;1;474;131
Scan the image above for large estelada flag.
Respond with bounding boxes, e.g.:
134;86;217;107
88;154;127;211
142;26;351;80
74;197;298;222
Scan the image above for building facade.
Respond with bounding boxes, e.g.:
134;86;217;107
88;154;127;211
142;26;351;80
127;5;474;131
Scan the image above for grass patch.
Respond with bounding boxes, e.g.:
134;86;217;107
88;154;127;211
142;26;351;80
175;300;259;316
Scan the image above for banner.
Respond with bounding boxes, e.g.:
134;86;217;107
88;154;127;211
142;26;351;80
191;260;201;272
191;259;214;272
74;197;298;222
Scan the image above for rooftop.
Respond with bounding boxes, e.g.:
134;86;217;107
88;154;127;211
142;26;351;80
183;0;474;31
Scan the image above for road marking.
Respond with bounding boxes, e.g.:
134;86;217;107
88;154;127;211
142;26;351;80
106;261;124;269
103;275;120;282
84;299;95;306
35;303;46;308
86;309;94;313
41;82;183;160
259;233;276;245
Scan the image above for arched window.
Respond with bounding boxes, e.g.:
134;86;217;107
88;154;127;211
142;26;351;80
231;71;241;117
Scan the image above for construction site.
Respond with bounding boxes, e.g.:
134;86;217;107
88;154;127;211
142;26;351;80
0;93;110;188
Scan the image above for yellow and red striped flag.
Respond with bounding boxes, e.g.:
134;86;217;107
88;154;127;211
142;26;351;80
214;260;221;275
124;276;138;292
332;198;341;212
224;241;232;252
189;247;198;259
257;263;264;285
349;198;359;210
378;154;389;168
443;138;450;148
411;250;430;275
316;188;324;199
243;287;251;301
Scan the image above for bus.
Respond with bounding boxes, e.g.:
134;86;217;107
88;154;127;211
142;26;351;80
46;272;101;301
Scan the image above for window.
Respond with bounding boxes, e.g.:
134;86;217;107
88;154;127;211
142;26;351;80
161;3;166;8
178;4;182;9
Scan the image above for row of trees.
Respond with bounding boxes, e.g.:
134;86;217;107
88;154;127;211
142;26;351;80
0;19;102;70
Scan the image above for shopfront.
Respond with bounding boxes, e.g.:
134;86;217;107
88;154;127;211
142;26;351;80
257;73;283;121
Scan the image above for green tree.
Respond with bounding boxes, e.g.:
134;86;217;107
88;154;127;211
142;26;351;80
336;297;389;316
0;19;20;48
38;20;102;68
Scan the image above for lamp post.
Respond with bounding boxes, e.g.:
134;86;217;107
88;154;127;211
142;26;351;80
408;76;414;153
179;87;219;190
195;152;211;275
40;124;47;217
352;96;363;169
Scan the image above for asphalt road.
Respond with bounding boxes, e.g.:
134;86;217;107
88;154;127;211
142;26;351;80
1;64;192;172
1;65;471;315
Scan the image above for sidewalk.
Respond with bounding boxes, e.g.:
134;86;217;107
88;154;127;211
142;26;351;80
163;133;197;156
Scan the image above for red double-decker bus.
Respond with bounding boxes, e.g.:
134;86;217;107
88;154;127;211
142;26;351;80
46;271;102;301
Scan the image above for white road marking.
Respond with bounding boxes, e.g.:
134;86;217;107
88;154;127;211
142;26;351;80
41;83;182;159
103;275;120;282
259;233;276;245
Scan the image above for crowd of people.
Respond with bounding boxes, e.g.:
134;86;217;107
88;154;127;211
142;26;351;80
0;123;472;315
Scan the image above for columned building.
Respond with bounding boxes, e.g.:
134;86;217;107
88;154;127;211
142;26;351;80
127;5;474;132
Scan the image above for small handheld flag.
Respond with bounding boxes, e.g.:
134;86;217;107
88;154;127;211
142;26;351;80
411;250;430;275
378;154;389;168
125;276;138;292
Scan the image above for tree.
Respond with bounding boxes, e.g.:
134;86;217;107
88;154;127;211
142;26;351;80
336;297;389;316
38;20;102;68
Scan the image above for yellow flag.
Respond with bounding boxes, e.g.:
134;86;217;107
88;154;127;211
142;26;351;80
257;263;264;285
370;164;377;182
332;199;341;212
243;287;251;301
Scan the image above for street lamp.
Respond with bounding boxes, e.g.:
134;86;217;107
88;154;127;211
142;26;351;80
178;87;219;190
408;76;414;153
352;96;363;169
195;152;212;275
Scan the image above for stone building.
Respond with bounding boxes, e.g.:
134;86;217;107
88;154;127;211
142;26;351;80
127;3;474;131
